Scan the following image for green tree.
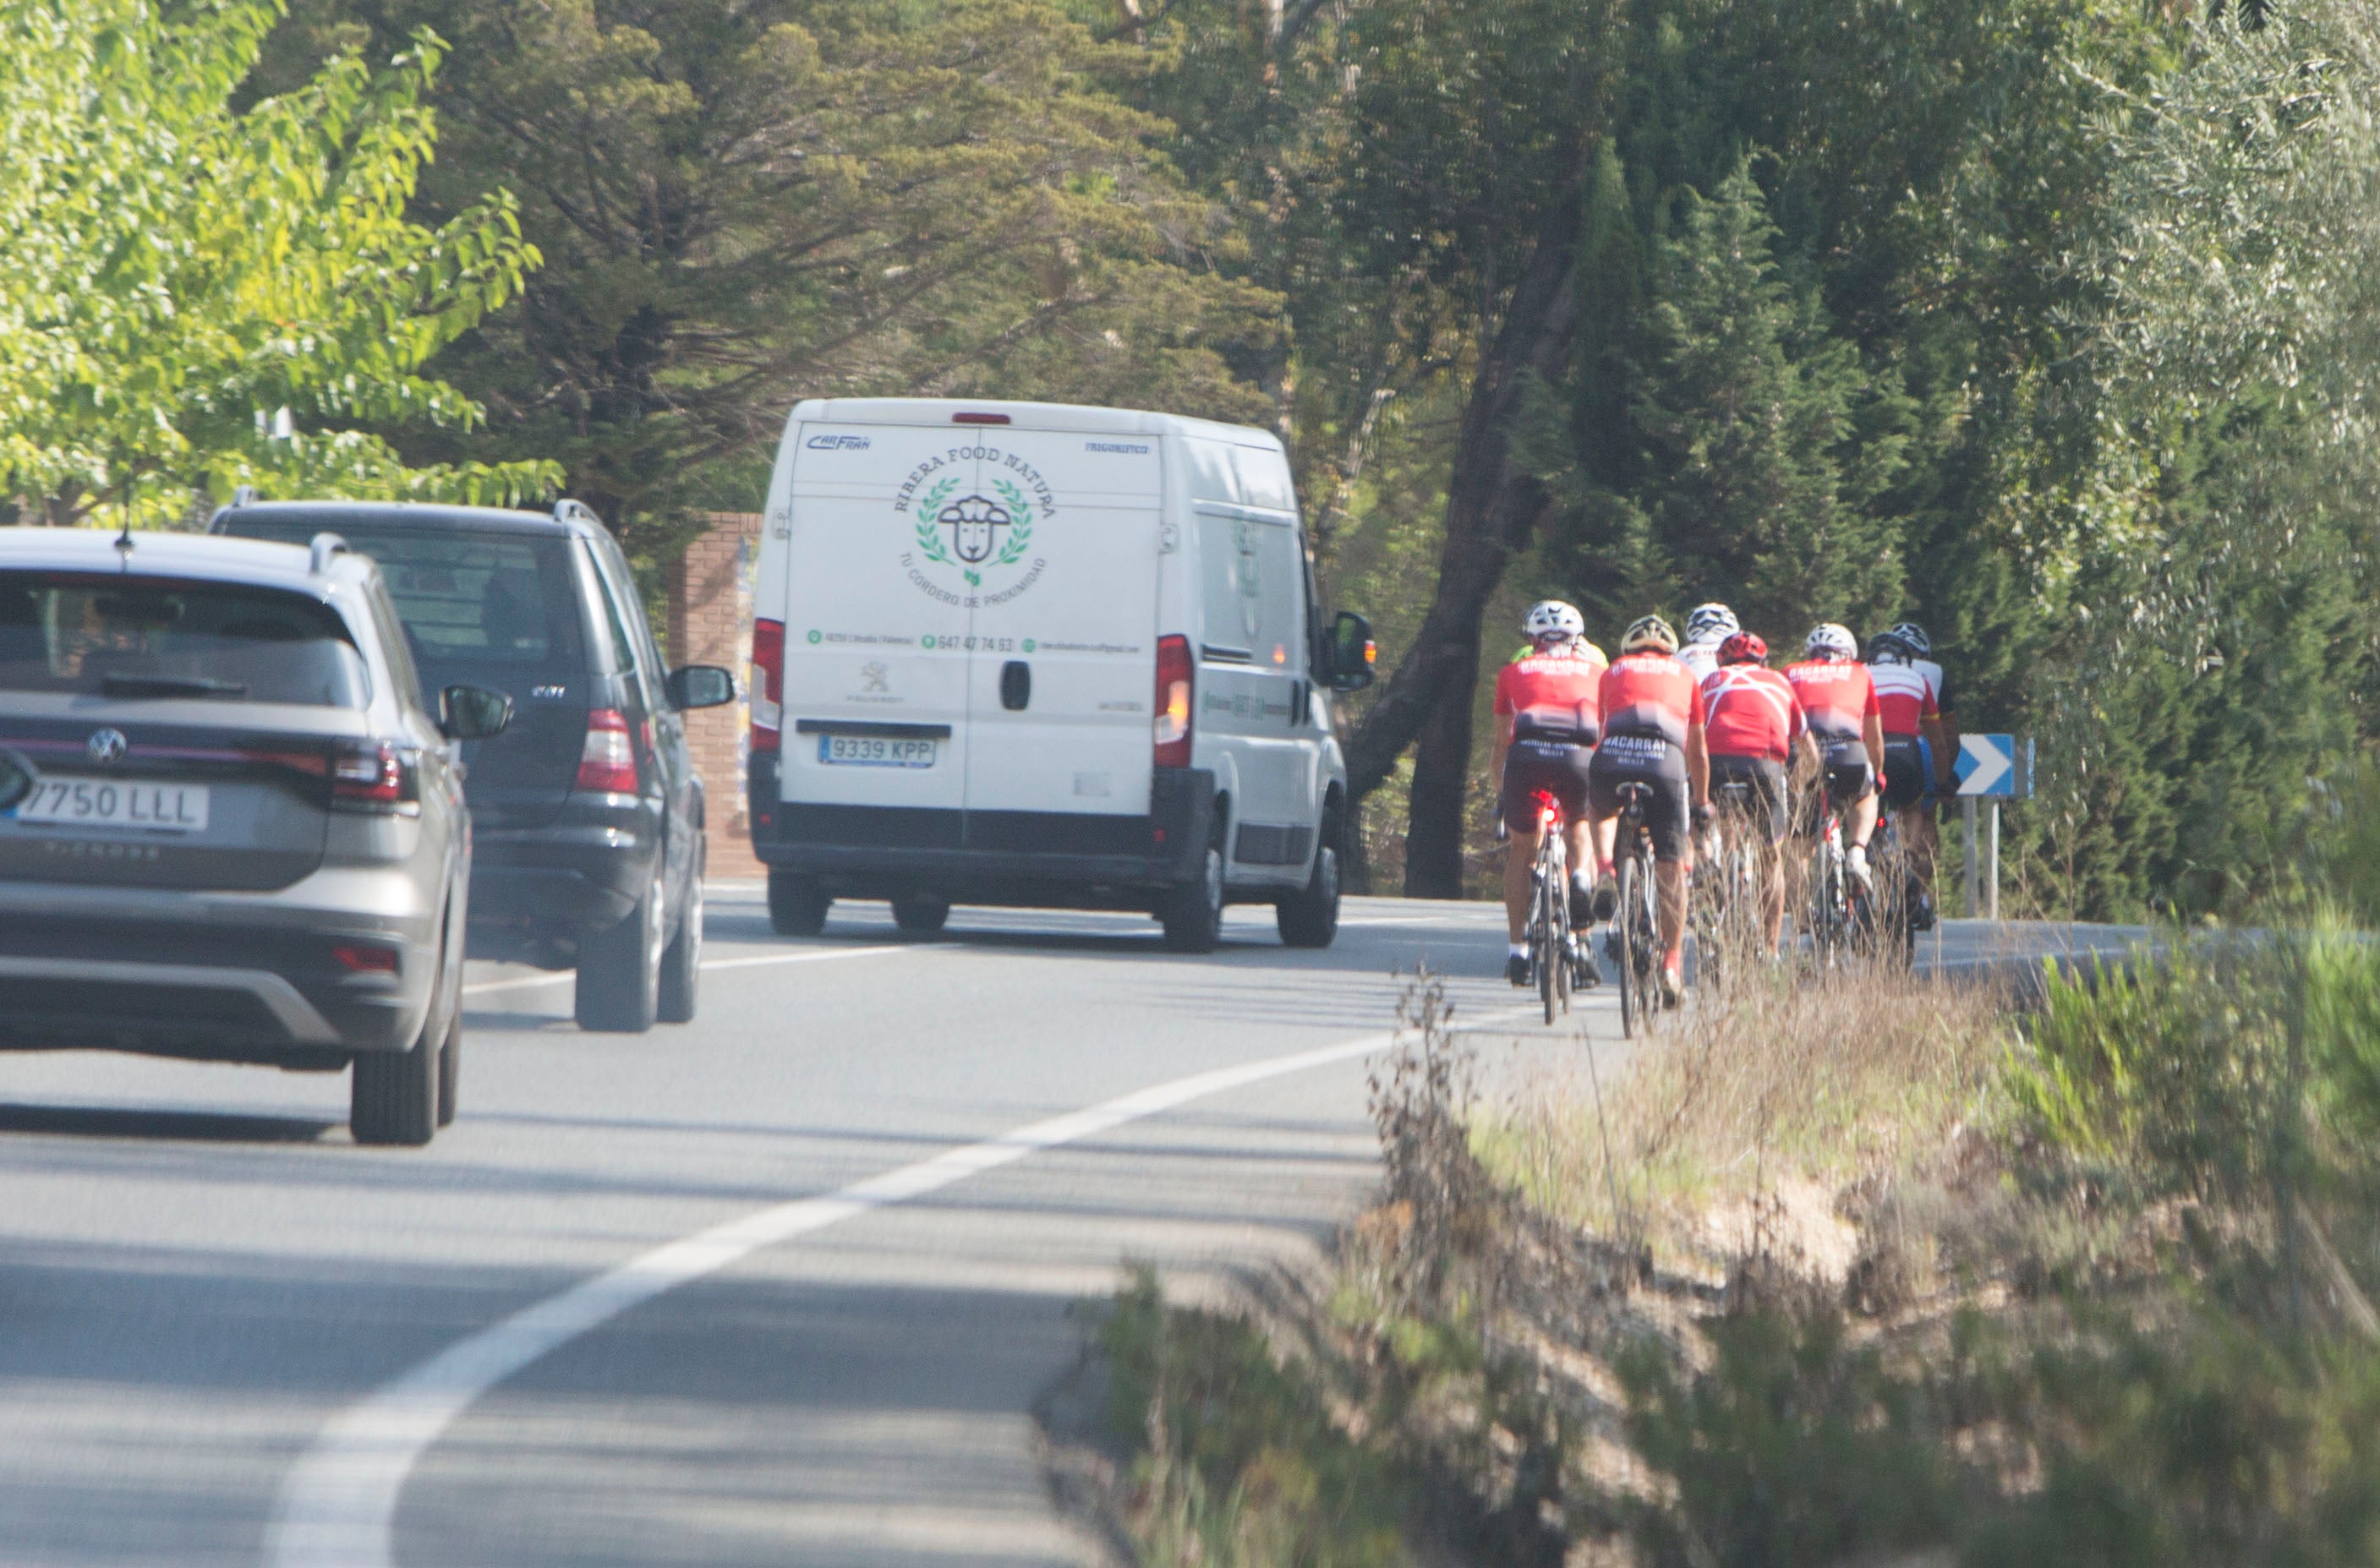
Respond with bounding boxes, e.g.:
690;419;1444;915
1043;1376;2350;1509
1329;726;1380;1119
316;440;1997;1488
267;0;1277;569
0;0;555;528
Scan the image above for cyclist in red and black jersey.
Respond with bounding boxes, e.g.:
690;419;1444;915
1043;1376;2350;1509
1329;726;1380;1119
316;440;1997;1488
1585;615;1708;1005
1784;622;1885;889
1867;629;1950;927
1699;631;1818;953
1491;601;1604;986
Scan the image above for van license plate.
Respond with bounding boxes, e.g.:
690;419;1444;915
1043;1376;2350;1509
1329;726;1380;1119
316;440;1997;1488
12;776;211;832
818;735;938;768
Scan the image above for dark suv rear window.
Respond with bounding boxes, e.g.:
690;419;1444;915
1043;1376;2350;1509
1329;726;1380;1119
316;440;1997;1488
0;572;369;707
226;524;584;673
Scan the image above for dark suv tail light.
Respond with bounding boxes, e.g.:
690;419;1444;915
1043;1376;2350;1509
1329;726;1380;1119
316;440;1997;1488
576;708;639;794
1154;635;1193;768
750;618;785;755
331;740;419;814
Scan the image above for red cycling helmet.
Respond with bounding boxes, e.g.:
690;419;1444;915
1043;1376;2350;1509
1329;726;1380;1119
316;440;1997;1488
1718;631;1768;665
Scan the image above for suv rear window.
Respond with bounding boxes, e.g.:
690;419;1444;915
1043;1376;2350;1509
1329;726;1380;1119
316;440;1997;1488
227;524;584;672
0;572;369;707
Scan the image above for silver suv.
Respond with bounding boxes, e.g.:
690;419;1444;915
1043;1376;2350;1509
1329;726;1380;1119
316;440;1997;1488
0;528;510;1145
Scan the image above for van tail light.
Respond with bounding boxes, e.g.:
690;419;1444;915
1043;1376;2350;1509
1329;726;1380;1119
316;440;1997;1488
1154;635;1194;768
331;740;419;814
576;708;640;794
750;618;785;756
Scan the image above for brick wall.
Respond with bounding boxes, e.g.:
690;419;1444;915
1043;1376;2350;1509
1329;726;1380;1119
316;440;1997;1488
666;512;764;880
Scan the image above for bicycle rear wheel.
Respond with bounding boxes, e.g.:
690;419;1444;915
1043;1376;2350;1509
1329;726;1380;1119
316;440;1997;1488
1615;853;1639;1038
1534;851;1560;1025
1632;844;1665;1011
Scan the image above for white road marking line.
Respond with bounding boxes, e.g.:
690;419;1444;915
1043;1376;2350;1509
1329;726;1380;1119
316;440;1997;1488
265;1004;1533;1568
460;945;913;996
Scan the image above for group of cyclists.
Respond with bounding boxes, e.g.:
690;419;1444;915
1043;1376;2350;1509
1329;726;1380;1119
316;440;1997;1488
1490;598;1957;1006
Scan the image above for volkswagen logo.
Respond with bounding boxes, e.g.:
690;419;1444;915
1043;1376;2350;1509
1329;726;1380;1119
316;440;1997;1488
86;728;129;765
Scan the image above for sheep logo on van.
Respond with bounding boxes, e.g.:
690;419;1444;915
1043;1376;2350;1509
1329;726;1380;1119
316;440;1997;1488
900;473;1044;604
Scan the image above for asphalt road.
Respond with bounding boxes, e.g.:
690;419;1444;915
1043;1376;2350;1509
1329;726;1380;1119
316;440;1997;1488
0;891;2136;1568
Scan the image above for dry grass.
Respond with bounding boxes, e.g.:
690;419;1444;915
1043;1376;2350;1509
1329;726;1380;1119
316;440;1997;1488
1475;953;2013;1274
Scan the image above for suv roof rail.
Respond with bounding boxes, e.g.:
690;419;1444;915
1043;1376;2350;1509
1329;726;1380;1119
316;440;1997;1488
553;499;603;528
309;532;352;576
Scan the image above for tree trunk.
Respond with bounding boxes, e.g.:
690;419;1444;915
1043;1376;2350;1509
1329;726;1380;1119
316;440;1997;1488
1343;182;1585;897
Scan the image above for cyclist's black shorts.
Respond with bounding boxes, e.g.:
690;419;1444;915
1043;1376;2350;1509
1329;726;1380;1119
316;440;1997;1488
1819;740;1875;811
1709;753;1788;844
1585;733;1690;862
1880;738;1929;812
1501;739;1593;834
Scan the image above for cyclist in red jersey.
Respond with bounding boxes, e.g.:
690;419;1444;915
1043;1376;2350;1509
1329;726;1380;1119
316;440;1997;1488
1699;631;1819;953
1784;622;1885;889
1585;615;1708;1005
1491;601;1605;986
1867;630;1947;926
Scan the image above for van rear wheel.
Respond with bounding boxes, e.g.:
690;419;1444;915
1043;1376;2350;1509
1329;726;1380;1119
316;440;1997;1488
1159;844;1226;953
768;870;830;937
1276;838;1341;948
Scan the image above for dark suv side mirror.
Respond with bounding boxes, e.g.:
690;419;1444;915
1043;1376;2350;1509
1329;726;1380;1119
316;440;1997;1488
1323;611;1376;691
440;684;515;741
666;664;736;710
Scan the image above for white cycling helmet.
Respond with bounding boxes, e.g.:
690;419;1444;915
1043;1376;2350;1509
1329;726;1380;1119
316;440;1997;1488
1523;600;1585;642
1805;622;1857;661
1888;620;1933;658
1620;614;1679;655
1685;602;1740;644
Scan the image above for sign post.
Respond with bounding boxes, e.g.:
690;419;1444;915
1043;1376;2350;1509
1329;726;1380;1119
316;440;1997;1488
1954;735;2031;920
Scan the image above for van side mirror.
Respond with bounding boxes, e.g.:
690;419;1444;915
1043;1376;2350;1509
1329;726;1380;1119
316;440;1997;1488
440;684;515;741
1324;611;1376;691
666;664;737;710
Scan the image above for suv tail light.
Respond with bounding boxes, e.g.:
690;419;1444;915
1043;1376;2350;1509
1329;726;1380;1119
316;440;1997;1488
1154;635;1194;768
750;618;785;756
576;708;639;794
331;740;419;814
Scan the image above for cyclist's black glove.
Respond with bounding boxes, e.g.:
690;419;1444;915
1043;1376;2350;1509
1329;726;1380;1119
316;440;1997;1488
1494;795;1510;843
1691;802;1715;833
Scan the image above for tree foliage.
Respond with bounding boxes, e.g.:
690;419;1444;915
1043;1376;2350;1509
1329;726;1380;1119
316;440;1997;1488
0;0;556;527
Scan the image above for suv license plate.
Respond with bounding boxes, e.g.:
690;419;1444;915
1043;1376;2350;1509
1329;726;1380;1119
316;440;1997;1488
12;775;211;832
818;735;938;768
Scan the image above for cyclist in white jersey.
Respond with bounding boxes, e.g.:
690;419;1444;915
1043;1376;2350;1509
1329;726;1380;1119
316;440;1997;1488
1678;603;1738;684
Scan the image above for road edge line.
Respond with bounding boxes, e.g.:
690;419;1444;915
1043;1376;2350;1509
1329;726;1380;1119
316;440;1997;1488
265;1003;1530;1568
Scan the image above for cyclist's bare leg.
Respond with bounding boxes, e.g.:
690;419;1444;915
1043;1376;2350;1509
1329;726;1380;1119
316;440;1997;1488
1655;855;1687;963
1565;817;1594;891
1504;820;1541;945
1591;813;1617;876
1848;791;1879;850
1760;839;1786;952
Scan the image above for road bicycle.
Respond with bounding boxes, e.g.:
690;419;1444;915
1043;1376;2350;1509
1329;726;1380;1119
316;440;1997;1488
1604;782;1665;1037
1522;789;1584;1025
1690;779;1764;993
1805;785;1863;970
1863;808;1918;970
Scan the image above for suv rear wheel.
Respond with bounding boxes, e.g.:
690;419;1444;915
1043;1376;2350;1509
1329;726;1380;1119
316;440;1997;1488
577;871;663;1032
768;870;831;937
658;870;703;1024
354;1001;447;1147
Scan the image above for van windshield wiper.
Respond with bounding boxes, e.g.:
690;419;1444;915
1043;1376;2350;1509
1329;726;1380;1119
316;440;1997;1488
101;675;249;699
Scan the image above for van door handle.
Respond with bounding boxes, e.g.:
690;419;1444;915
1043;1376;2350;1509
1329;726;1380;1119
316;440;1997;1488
999;659;1031;711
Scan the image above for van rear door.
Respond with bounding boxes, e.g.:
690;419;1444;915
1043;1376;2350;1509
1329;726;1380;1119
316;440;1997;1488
777;424;972;845
957;430;1161;848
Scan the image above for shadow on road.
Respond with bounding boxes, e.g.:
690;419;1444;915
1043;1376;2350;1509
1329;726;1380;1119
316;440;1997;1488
0;1101;338;1145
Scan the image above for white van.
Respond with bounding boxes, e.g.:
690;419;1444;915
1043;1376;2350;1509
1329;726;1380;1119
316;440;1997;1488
745;398;1375;951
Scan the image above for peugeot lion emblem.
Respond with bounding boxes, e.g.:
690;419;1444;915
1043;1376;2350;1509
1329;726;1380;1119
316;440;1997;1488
86;727;128;765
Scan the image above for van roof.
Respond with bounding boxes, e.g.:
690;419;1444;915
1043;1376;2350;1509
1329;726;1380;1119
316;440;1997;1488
789;398;1285;450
